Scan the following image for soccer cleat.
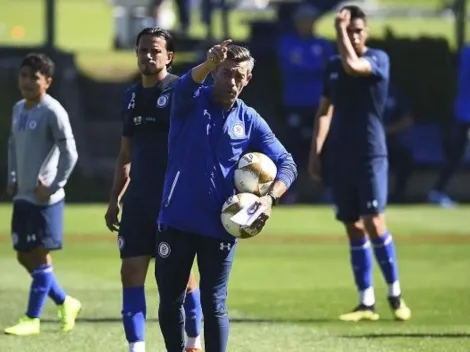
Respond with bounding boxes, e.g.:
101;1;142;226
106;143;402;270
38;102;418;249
58;296;82;332
339;304;380;322
388;296;411;321
4;316;40;336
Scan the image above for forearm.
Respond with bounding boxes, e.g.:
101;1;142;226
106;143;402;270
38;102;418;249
7;136;17;185
49;139;78;193
270;179;288;199
336;27;360;72
109;152;131;203
311;114;332;156
191;60;216;84
274;154;298;192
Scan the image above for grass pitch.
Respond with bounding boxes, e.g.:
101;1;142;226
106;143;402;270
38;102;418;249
0;204;469;351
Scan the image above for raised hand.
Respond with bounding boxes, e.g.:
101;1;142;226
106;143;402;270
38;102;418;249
206;39;232;66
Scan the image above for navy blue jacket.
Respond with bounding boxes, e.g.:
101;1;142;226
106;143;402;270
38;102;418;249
158;71;298;240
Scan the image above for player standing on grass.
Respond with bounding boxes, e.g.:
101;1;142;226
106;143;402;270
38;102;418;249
104;27;203;352
155;41;297;352
308;6;412;322
4;53;81;336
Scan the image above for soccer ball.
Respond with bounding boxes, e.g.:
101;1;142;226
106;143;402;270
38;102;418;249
234;152;277;196
220;193;263;239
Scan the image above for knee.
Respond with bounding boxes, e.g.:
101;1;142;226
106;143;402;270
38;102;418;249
362;214;387;238
121;258;149;287
200;291;227;319
344;221;366;241
29;247;51;268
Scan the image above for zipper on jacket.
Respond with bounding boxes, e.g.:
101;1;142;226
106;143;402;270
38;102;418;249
165;170;180;207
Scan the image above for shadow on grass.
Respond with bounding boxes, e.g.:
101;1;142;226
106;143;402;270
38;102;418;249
43;317;334;324
341;333;470;339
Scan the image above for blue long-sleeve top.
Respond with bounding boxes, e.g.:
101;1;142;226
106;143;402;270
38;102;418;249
158;71;298;240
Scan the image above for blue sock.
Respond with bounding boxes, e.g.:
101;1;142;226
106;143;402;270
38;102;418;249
371;231;400;287
48;271;67;305
26;264;54;318
122;287;146;343
184;288;202;337
349;237;374;292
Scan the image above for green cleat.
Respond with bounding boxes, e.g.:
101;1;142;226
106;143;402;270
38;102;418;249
58;296;82;332
388;296;411;321
4;316;40;336
339;304;380;322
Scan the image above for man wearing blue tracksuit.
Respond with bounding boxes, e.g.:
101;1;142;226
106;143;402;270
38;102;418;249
155;40;298;352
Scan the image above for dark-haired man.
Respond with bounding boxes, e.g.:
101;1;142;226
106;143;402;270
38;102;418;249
155;41;297;352
5;53;80;336
104;28;202;352
308;6;412;322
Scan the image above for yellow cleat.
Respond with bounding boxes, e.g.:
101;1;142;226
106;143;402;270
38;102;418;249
4;316;40;336
339;305;380;322
58;296;82;332
388;296;411;321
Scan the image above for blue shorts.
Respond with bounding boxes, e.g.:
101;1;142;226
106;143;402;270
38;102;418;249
11;199;65;252
118;202;158;259
327;157;388;222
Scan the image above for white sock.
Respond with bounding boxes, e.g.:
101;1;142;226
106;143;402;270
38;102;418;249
359;287;375;307
129;341;145;352
186;335;202;349
388;281;401;297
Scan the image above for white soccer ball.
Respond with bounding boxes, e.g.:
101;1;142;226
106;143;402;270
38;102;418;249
234;152;277;196
220;193;262;239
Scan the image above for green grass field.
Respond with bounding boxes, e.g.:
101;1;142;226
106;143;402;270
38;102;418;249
0;204;469;351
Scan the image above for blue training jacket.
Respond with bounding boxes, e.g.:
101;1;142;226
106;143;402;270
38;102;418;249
158;70;298;240
455;44;470;123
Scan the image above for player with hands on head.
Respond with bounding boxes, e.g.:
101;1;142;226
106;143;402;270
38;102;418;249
309;6;411;322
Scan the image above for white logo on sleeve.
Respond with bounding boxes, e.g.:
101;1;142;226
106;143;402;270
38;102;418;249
220;242;232;251
127;92;136;110
158;242;171;258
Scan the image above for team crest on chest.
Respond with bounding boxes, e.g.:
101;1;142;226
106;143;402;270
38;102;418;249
156;94;169;108
28;120;37;130
232;123;245;138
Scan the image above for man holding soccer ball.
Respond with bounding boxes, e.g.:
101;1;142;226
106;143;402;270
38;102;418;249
155;40;297;351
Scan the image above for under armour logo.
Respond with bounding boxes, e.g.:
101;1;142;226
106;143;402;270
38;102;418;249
26;234;37;243
220;242;232;251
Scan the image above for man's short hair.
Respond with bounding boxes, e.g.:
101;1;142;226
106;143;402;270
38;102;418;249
135;27;175;68
20;53;55;78
341;5;367;22
226;45;255;73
